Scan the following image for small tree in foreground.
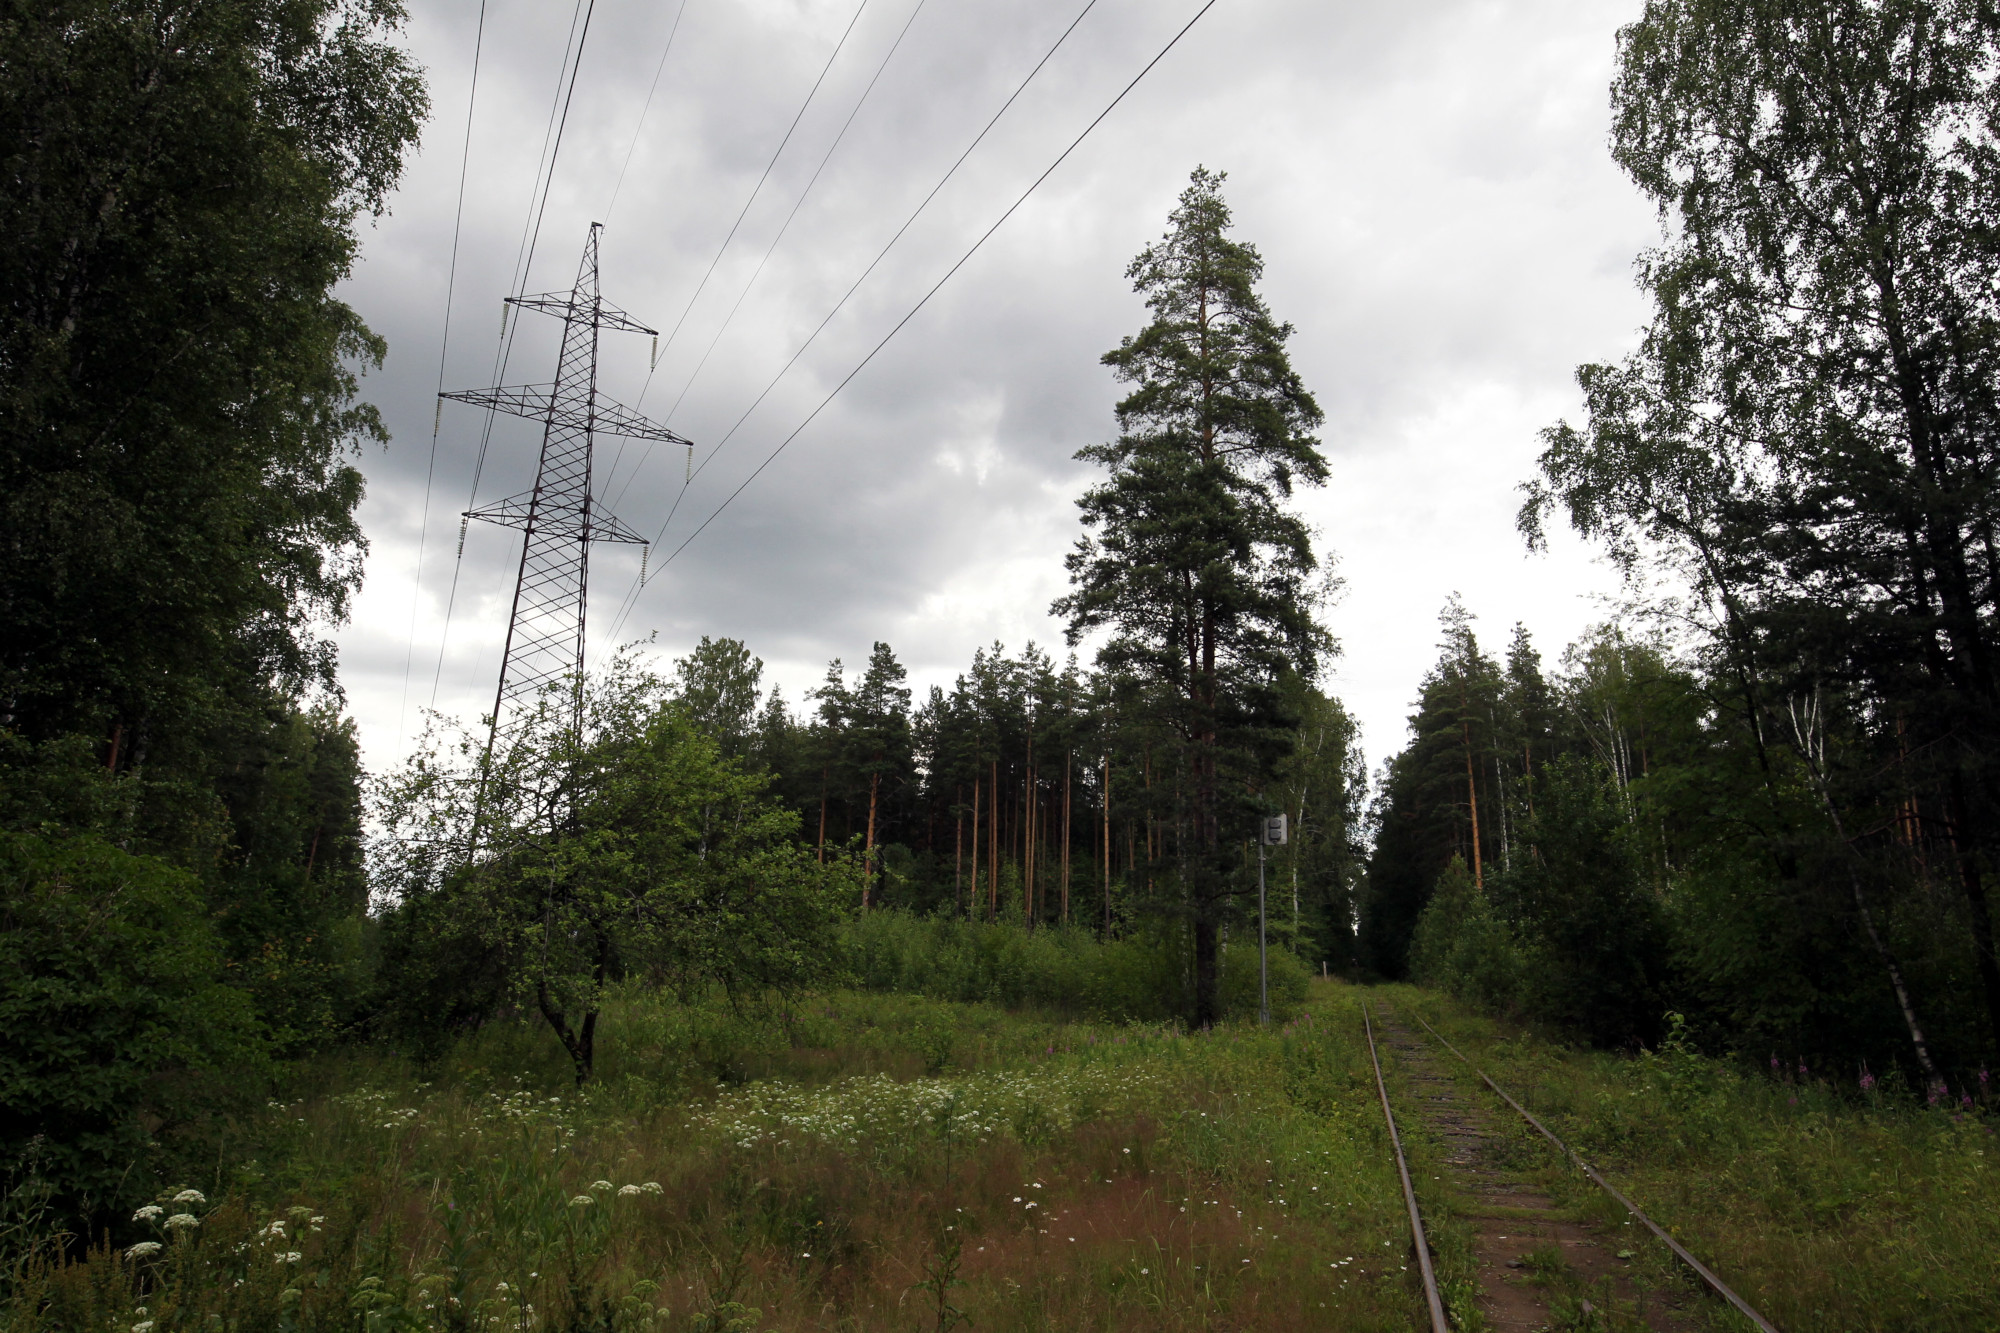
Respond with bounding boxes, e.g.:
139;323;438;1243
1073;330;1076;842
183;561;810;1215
376;655;851;1082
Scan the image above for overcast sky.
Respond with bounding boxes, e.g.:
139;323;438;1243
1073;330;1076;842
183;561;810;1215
333;0;1657;783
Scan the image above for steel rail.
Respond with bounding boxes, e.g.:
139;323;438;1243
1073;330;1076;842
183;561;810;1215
1408;1011;1783;1333
1363;1004;1451;1333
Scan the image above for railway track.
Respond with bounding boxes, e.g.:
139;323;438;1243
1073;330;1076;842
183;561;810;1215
1362;1002;1783;1333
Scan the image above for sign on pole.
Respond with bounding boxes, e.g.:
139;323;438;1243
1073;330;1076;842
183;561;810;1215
1262;813;1288;846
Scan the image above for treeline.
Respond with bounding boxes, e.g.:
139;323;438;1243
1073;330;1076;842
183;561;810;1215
1367;0;2000;1087
681;637;1363;954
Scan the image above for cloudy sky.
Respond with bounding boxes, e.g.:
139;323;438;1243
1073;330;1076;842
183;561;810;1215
334;0;1658;782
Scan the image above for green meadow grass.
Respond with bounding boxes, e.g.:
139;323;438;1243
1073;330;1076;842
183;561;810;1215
11;983;1429;1332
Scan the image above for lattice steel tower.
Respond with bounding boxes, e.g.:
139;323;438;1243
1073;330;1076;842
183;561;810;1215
442;223;689;752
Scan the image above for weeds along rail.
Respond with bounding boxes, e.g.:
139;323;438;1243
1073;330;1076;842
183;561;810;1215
1404;1010;1784;1333
1363;1004;1450;1333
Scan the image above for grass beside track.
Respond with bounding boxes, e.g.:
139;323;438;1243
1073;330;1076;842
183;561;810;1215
15;981;1991;1331
13;983;1430;1332
1385;985;2000;1333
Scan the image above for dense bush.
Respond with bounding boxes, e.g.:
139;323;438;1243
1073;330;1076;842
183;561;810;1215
0;832;266;1216
1408;855;1522;1012
1407;758;1671;1046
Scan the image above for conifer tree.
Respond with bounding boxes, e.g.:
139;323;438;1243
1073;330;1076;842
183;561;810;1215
1056;167;1331;1026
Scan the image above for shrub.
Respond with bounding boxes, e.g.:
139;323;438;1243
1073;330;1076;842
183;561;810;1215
1408;855;1522;1012
0;832;266;1220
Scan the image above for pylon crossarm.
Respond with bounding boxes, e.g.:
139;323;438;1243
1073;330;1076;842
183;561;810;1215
439;386;690;444
505;292;657;337
585;512;650;545
466;495;648;545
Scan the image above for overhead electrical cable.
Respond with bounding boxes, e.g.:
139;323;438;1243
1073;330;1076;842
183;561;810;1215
396;0;488;749
604;0;694;226
427;0;599;711
603;0;1222;651
602;0;1104;553
644;0;873;374
657;0;929;424
600;0;931;508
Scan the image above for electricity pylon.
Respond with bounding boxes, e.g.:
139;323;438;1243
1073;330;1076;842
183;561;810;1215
442;223;688;757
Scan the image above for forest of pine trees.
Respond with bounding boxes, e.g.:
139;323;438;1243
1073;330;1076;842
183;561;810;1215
665;635;1366;970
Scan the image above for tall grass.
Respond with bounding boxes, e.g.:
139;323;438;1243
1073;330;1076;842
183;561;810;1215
841;910;1311;1023
6;984;1425;1331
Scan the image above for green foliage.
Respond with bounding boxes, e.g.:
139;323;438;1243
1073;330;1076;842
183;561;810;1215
0;832;266;1216
376;659;851;1081
1501;756;1671;1047
672;636;766;760
0;0;425;747
1056;166;1332;1027
1268;676;1367;972
1408;856;1522;1013
1523;0;2000;1064
842;909;1309;1024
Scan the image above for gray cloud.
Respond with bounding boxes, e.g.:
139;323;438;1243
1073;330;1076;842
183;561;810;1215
335;0;1654;775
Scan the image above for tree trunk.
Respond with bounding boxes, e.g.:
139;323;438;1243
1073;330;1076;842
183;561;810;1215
1193;917;1220;1029
817;765;829;863
1063;753;1072;925
971;774;982;920
534;933;607;1086
956;783;964;912
1460;700;1483;888
1798;729;1943;1086
1024;764;1035;929
1947;776;2000;1053
989;760;999;921
1102;754;1112;935
863;769;879;908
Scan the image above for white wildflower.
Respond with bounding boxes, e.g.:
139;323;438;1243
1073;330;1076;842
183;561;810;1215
123;1243;162;1260
133;1322;155;1333
260;1221;286;1238
567;1195;594;1208
171;1189;205;1205
640;1182;662;1195
616;1185;641;1197
589;1180;613;1192
132;1206;163;1222
276;1252;301;1264
165;1214;198;1230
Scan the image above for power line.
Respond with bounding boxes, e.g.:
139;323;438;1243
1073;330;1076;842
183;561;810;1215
603;0;1105;570
604;0;694;226
643;0;873;376
606;0;1223;650
601;0;932;510
397;0;488;750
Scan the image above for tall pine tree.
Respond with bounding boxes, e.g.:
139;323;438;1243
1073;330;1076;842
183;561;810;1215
1056;168;1331;1026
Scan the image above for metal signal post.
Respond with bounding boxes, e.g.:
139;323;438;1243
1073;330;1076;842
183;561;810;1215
1258;813;1287;1025
442;224;690;758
